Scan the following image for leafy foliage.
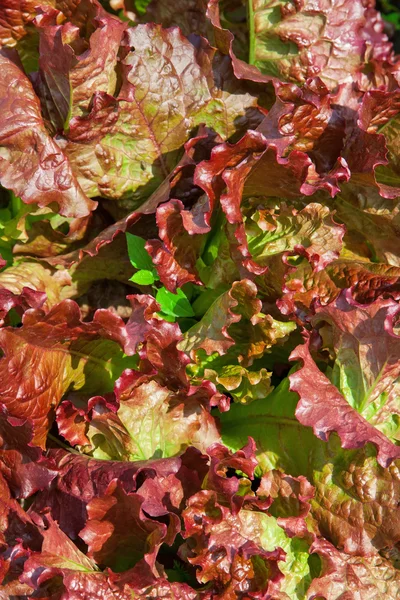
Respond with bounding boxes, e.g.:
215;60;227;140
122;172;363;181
1;1;400;598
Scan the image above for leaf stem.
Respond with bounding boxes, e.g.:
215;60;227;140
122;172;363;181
248;0;256;65
10;192;21;217
47;433;80;454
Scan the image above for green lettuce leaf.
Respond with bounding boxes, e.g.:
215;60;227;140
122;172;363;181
220;377;400;555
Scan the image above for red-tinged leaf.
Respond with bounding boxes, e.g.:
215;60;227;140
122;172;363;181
194;81;400;248
208;0;382;92
0;404;57;498
311;291;400;440
2;2;400;597
52;20;260;208
22;561;114;600
24;552;202;600
56;393;119;449
341;89;400;200
247;202;345;281
289;334;400;468
126;0;209;38
31;447;207;539
279;259;400;320
21;514;146;600
0;244;135;324
361;5;396;65
0;50;96;218
367;90;400;198
206;440;316;544
194;126;347;279
0;471;40;548
193;130;271;231
0;261;70;309
206;0;274;85
24;513;96;574
258;470;315;541
307;538;400;599
112;564;201;600
145;239;200;293
0;544;36;600
115;373;220;460
179;279;260;357
359;8;400;91
181;489;285;598
145;199;205;292
146;195;236;293
182;440;317;598
335;185;400;272
206;439;258;512
58;239;136;320
327;260;400;303
122;294;160;353
79;478;180;571
56;400;91;448
13;212;92;259
0;471;42;597
65;91;120;144
124;295;192;389
0;300;136;447
46;210;141;269
57;371;221;461
0;286;45;325
44;125;223;272
358;90;400;135
0;0;53;46
254;80;350;195
312;446;400;556
181;279;295;369
220;377;400;555
32;7;77;131
34;3;126;130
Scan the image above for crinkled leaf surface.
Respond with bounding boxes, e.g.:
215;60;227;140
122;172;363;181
220;377;400;555
1;2;400;599
243;0;368;89
289;333;400;469
312;291;400;442
307;538;400;599
0;300;136;446
0;50;95;218
58;21;260;209
77;374;221;461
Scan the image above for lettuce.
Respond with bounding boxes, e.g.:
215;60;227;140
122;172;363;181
1;0;400;598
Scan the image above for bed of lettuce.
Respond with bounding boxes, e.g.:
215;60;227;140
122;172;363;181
1;0;400;598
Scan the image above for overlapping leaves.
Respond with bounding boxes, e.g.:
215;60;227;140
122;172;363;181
1;0;400;599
